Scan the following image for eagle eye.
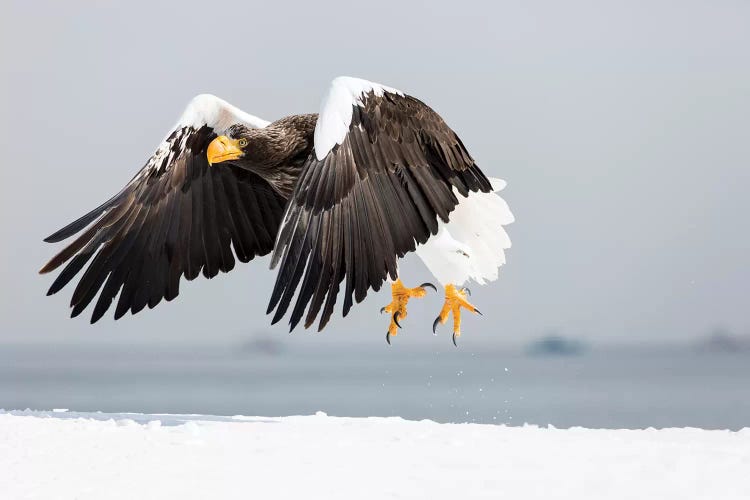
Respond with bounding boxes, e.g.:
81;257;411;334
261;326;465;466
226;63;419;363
238;138;248;147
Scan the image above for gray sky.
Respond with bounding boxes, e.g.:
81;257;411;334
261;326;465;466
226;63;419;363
1;0;748;346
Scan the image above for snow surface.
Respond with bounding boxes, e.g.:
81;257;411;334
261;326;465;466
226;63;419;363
1;410;749;500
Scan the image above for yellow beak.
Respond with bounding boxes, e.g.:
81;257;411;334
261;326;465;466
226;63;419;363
207;136;244;166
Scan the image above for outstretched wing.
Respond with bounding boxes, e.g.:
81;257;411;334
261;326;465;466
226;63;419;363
268;76;492;331
40;94;287;323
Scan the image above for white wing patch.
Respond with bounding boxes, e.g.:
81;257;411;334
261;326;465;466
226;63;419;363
178;94;270;132
313;76;403;161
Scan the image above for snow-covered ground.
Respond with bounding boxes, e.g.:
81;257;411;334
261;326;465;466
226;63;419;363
1;410;748;500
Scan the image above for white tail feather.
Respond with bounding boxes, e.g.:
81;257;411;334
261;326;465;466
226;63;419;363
415;179;514;286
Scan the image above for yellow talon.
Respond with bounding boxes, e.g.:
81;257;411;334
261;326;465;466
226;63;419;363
432;284;482;346
382;279;436;345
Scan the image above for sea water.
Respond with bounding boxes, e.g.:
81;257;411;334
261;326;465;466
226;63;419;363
1;342;748;429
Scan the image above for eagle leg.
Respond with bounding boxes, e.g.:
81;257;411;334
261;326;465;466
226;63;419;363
382;279;435;345
432;284;481;346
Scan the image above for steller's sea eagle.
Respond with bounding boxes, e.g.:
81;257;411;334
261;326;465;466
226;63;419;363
40;77;514;345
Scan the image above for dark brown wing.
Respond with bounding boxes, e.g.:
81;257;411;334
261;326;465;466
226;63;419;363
267;78;491;331
41;124;286;323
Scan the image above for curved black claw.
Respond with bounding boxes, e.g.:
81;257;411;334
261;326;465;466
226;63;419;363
452;332;459;347
432;316;441;335
475;308;483;316
420;282;438;292
386;331;392;345
393;311;402;329
461;287;472;296
380;307;387;314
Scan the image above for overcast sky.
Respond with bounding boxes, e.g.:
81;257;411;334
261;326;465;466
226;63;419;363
1;0;748;347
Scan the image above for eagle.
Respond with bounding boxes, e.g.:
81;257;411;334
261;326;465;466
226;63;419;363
40;77;514;345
